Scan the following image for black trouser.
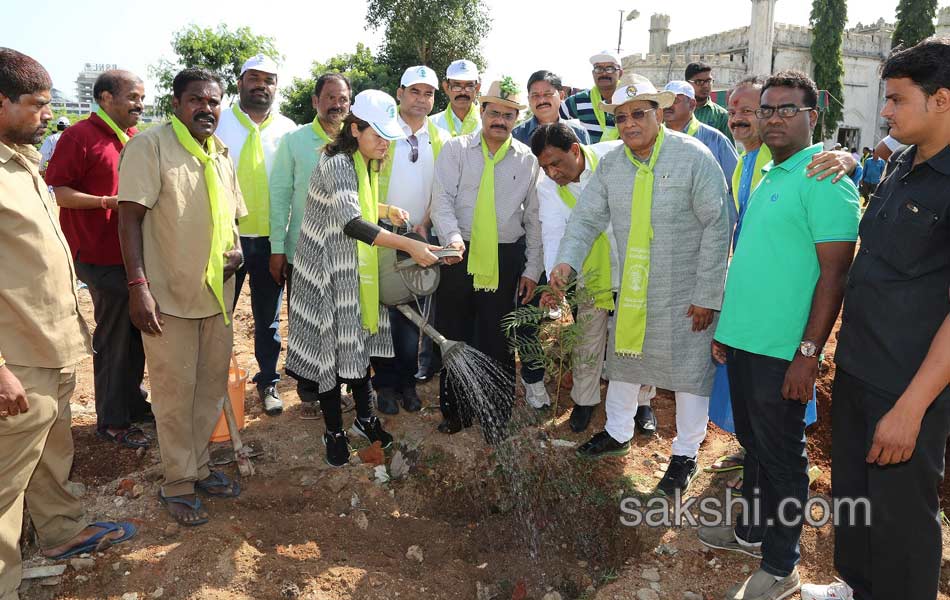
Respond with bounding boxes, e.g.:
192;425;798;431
74;261;149;430
436;240;523;436
831;369;950;600
292;369;374;432
726;347;808;578
514;272;546;385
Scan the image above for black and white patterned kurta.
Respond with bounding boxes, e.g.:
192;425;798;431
286;152;393;392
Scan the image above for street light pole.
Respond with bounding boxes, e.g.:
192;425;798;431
617;9;640;56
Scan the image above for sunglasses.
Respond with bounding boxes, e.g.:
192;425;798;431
614;108;657;124
408;134;419;163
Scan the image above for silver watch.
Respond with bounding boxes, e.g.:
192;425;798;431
799;340;819;358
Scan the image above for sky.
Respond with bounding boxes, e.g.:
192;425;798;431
7;0;938;104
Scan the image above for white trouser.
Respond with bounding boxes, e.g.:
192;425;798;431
570;302;610;407
604;382;709;457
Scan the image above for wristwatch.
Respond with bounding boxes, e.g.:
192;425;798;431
799;340;819;358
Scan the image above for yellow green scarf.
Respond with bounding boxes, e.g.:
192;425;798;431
731;144;771;212
556;145;614;310
95;108;130;145
445;104;479;137
378;117;444;205
352;152;381;333
685;115;701;137
232;104;273;237
311;116;335;144
468;135;511;291
170;116;234;325
615;125;666;355
589;87;619;141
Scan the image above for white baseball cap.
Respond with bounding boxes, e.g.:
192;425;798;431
601;79;675;114
589;50;622;66
400;65;439;90
56;116;70;126
664;80;695;100
240;53;279;77
445;59;479;82
350;90;405;141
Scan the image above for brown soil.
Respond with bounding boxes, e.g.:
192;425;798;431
17;289;949;600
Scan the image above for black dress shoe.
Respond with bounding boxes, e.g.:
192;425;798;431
400;386;422;412
375;387;401;415
576;430;630;458
568;404;594;433
437;416;463;434
634;405;657;434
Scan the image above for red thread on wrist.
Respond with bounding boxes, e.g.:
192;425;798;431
127;277;148;289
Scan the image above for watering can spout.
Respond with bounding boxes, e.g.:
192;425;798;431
393;304;465;361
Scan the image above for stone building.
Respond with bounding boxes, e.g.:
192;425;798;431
621;0;932;150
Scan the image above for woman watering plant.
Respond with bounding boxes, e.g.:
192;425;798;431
285;90;441;467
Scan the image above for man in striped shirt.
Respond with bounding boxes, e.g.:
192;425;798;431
560;50;623;143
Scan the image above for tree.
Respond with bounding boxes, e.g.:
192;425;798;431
280;43;398;125
150;24;280;116
365;0;492;111
810;0;847;141
892;0;937;49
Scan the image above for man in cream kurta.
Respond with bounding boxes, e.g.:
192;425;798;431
552;80;730;497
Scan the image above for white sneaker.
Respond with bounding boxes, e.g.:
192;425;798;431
801;578;854;600
523;380;551;409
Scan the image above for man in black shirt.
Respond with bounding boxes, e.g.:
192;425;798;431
821;38;950;600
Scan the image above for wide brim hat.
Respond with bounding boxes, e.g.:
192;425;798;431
350;89;405;141
601;78;675;114
478;78;526;111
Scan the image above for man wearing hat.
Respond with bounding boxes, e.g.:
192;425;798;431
551;79;731;497
663;80;738;222
431;77;543;441
432;59;481;137
370;65;449;414
216;53;297;416
46;70;153;450
269;72;351;416
560;50;623;143
39;115;68;173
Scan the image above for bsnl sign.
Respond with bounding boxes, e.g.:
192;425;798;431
83;63;118;72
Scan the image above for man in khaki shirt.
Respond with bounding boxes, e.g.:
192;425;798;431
0;48;136;600
118;68;245;527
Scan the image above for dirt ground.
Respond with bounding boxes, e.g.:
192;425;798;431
17;288;950;600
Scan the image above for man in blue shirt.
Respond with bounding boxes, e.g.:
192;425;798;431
859;151;886;203
513;70;589;146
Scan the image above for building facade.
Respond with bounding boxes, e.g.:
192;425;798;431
76;63;118;104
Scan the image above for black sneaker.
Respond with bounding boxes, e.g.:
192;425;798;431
656;455;698;497
576;430;630;459
323;431;350;467
568;404;595;433
350;416;394;450
400;386;422;412
634;405;657;434
375;387;401;415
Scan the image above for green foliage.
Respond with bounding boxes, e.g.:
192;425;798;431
149;24;280;116
365;0;491;112
809;0;847;141
892;0;937;49
279;43;398;125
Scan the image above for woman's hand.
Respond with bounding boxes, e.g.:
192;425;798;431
408;241;441;267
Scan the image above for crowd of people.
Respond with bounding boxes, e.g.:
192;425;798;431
0;35;947;600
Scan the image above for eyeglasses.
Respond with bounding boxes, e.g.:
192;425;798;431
755;105;816;119
448;82;477;92
727;108;757;118
614;108;657;124
407;134;419;163
485;109;517;122
592;66;619;75
528;90;559;101
687;78;714;86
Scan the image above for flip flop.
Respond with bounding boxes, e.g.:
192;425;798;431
97;426;150;450
159;492;209;527
45;521;138;560
299;402;322;420
705;451;746;473
196;470;241;498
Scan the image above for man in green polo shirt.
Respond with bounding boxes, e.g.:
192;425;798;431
686;62;732;143
698;70;860;600
269;72;350;415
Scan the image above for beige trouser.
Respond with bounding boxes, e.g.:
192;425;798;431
142;313;232;498
570;301;611;407
0;365;86;600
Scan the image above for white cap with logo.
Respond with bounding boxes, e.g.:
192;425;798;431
240;53;279;77
350;90;405;141
601;78;675;114
445;59;479;82
589;49;622;66
56;116;70;126
664;80;695;100
400;65;439;89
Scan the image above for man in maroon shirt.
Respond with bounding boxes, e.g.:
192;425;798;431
46;69;151;448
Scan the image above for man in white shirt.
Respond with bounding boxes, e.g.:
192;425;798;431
431;59;482;138
39;116;68;174
372;65;450;415
215;53;297;416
